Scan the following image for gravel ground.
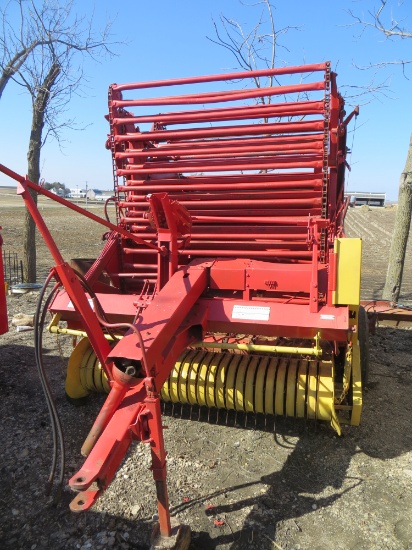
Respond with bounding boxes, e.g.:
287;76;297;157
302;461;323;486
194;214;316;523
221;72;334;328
1;201;412;549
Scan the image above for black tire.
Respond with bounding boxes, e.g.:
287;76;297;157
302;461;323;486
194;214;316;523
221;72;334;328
358;305;370;387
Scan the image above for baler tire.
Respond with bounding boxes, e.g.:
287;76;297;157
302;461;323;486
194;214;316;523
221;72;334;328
358;305;370;387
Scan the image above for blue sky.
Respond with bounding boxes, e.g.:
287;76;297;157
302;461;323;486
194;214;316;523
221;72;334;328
0;0;411;200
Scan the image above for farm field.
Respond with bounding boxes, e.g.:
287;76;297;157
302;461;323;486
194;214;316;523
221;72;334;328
1;191;412;549
1;186;411;302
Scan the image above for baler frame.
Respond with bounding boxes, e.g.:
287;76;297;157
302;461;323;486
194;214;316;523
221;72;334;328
0;61;364;545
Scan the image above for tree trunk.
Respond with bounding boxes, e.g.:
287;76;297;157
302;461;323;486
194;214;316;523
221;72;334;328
23;135;40;283
24;118;41;282
382;134;412;303
23;61;60;283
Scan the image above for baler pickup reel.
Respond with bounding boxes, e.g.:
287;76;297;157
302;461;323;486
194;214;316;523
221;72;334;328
0;61;366;546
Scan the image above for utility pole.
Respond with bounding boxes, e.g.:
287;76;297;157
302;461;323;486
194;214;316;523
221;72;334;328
85;181;88;210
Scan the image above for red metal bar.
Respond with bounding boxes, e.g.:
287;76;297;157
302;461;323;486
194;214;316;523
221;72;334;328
361;300;412;325
115;142;323;160
114;120;324;144
144;391;172;537
123;189;321;200
190;215;317;225
117;134;325;159
125;232;306;241
69;383;146;508
81;376;130;457
177;249;312;259
112;81;325;107
0;164;163;253
113;100;325;126
108;264;209;378
120;156;323;175
120;197;322;209
120;178;323;193
111;62;328;92
14;181;114;378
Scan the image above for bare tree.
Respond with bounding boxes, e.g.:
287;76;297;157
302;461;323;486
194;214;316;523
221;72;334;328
348;0;412;74
207;0;300;101
382;135;412;302
349;0;412;303
0;0;115;282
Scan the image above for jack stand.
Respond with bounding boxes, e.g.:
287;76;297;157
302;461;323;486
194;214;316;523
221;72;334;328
150;517;191;550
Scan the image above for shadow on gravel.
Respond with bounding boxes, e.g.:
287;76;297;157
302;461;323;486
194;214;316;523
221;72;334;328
172;326;412;549
1;327;411;549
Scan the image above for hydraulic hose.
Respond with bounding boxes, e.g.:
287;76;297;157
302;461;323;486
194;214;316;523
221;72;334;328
34;273;65;501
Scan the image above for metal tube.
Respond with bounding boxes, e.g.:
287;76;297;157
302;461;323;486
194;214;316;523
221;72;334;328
120;197;322;209
119;179;323;193
116;144;323;161
112;81;325;107
177;249;312;258
113;100;325;126
190;215;316;225
0;164;162;253
127;232;306;241
122;190;321;202
114;119;324;144
119;157;323;175
112;62;328;92
188;209;322;217
116;146;323;162
116;134;324;157
191;341;322;357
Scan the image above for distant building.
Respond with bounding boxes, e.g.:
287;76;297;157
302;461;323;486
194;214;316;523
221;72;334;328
50;188;65;197
95;193;114;202
345;191;386;207
86;189;96;200
70;188;87;198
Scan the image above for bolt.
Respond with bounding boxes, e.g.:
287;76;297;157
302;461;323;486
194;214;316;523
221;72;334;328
125;366;136;377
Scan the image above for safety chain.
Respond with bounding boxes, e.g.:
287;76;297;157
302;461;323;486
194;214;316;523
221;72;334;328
108;85;122;226
320;63;331;263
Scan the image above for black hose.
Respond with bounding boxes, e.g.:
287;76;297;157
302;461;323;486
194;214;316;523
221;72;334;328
34;273;65;501
71;268;120;342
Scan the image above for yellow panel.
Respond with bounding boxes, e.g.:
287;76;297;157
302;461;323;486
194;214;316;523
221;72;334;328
235;357;248;411
333;238;362;306
169;361;181;403
187;351;205;405
254;357;269;414
225;355;240;410
274;358;287;416
264;359;277;415
286;359;298;417
245;356;259;413
198;354;213;406
317;361;334;421
307;361;318;419
206;355;220;408
215;354;231;409
66;338;92;399
295;360;307;418
350;340;363;426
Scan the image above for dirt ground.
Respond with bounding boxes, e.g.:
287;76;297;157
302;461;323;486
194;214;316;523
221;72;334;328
1;191;412;550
